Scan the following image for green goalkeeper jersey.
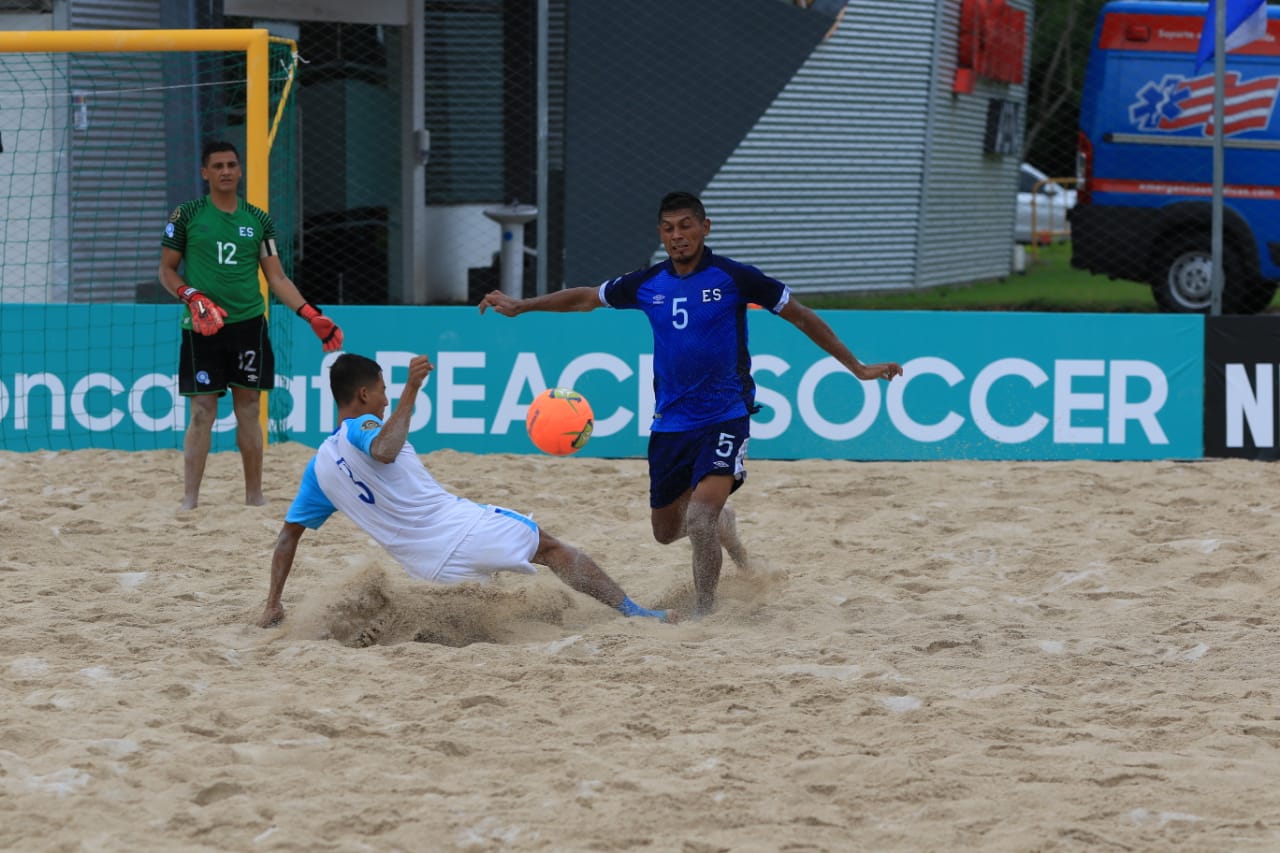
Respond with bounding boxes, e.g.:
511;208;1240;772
161;196;278;328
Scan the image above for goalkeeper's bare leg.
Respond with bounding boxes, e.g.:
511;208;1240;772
231;386;266;506
181;394;218;511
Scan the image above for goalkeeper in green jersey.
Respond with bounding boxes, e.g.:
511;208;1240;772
159;140;343;511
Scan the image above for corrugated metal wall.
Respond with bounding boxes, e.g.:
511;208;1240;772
53;0;1031;301
697;0;1029;295
423;0;502;204
68;0;165;302
69;0;157;28
916;0;1029;289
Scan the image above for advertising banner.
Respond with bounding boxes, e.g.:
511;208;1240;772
1;305;1204;460
1;305;189;451
1204;315;1280;459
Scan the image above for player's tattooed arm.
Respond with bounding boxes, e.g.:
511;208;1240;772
369;355;433;463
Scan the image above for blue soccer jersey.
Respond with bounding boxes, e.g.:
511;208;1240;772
285;457;338;529
599;248;790;431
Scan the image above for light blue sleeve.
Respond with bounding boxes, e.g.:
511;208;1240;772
284;457;337;529
343;415;383;458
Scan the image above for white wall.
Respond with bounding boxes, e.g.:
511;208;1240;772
423;204;503;303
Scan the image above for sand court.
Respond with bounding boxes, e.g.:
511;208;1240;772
2;444;1279;851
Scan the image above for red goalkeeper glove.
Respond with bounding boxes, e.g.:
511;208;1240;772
178;286;227;336
298;303;343;353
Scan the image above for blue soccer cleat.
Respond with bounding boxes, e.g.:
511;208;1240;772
616;595;668;622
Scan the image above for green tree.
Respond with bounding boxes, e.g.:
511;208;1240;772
1023;0;1109;178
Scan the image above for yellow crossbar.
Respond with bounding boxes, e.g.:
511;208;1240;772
0;29;271;233
1;28;279;442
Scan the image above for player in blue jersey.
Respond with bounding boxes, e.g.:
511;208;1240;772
257;352;667;629
479;191;902;617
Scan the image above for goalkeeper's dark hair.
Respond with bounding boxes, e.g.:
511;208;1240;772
330;353;382;406
658;191;706;222
201;139;240;166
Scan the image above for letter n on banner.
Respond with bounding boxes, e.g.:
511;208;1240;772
1204;316;1280;459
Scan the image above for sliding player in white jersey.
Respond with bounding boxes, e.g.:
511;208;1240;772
257;352;667;629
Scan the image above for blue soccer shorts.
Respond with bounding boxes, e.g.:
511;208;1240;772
646;416;750;509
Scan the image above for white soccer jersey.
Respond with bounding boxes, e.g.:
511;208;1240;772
286;415;495;582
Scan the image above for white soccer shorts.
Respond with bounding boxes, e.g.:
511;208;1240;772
433;504;539;584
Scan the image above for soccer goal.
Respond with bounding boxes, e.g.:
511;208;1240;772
0;29;299;451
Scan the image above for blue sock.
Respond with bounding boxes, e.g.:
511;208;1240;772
617;595;667;621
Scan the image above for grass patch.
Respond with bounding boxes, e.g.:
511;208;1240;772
804;243;1156;312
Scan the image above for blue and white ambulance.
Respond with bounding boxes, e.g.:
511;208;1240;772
1071;1;1280;313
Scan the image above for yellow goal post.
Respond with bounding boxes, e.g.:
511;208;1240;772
0;28;275;225
0;28;298;445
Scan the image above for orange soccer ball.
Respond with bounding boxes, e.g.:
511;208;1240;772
525;388;594;456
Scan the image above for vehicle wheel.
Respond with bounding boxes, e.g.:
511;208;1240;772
1151;236;1252;313
1152;239;1216;312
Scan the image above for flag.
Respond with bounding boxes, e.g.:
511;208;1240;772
1196;0;1269;71
1154;71;1280;136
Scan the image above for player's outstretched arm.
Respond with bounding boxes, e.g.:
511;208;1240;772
780;298;903;382
259;521;307;628
478;286;602;316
